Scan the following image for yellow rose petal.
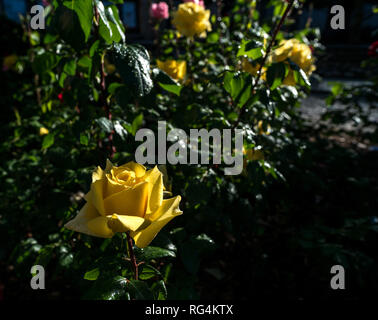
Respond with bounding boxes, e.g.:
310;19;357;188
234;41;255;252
131;196;182;248
87;180;106;215
64;202;103;237
87;216;114;238
103;181;149;217
144;166;164;215
120;161;146;178
108;214;149;232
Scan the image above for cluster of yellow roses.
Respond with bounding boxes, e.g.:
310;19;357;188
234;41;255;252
242;38;316;86
65;4;317;248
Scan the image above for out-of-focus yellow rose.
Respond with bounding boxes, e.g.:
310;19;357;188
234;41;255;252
104;58;116;75
244;148;264;161
268;39;316;86
39;127;49;136
241;58;267;81
242;146;265;175
257;120;272;135
64;160;183;248
157;59;187;81
3;54;18;71
172;2;211;38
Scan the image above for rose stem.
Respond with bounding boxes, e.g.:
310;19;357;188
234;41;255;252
94;5;116;159
126;232;139;280
232;0;295;129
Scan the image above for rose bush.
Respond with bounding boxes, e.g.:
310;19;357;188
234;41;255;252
4;0;376;302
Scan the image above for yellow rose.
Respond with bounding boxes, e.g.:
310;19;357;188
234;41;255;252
245;148;264;161
64;160;183;248
268;39;316;86
242;146;264;175
157;59;187;81
257;120;271;135
39;127;49;136
241;58;267;81
172;3;211;38
3;54;18;71
104;58;116;75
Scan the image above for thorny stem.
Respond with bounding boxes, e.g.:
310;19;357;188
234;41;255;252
126;232;138;280
232;0;295;129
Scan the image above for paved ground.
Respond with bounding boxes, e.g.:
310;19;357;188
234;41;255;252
300;79;378;125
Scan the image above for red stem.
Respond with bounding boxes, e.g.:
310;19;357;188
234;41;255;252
126;233;138;280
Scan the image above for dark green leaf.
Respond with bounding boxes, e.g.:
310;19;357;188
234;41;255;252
84;276;128;300
63;0;93;41
134;246;176;262
96;117;113;133
111;43;153;97
126;280;153;300
266;62;287;90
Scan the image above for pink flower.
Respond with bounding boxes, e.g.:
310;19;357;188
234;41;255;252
42;0;50;6
183;0;205;7
150;2;169;20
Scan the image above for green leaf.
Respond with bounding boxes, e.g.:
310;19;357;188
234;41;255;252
96;1;113;43
63;0;93;42
42;134;54;149
84;268;100;281
266;62;287;90
153;68;182;96
84;276;128;300
111;43;153;97
329;81;344;96
80;133;89;145
151;280;167;300
34;244;56;267
113;120;127;140
51;5;86;50
63;59;77;76
89;40;100;58
108;82;123;94
106;5;125;43
180;234;215;274
295;69;311;88
134;246;176;262
32;52;60;74
130;114;144;136
126;280;154;300
139;264;162;280
96;117;113;133
237;39;264;60
223;71;252;107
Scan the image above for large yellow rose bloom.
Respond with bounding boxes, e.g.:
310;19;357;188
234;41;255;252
172;2;211;38
64;160;183;248
157;59;187;81
268;39;316;86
